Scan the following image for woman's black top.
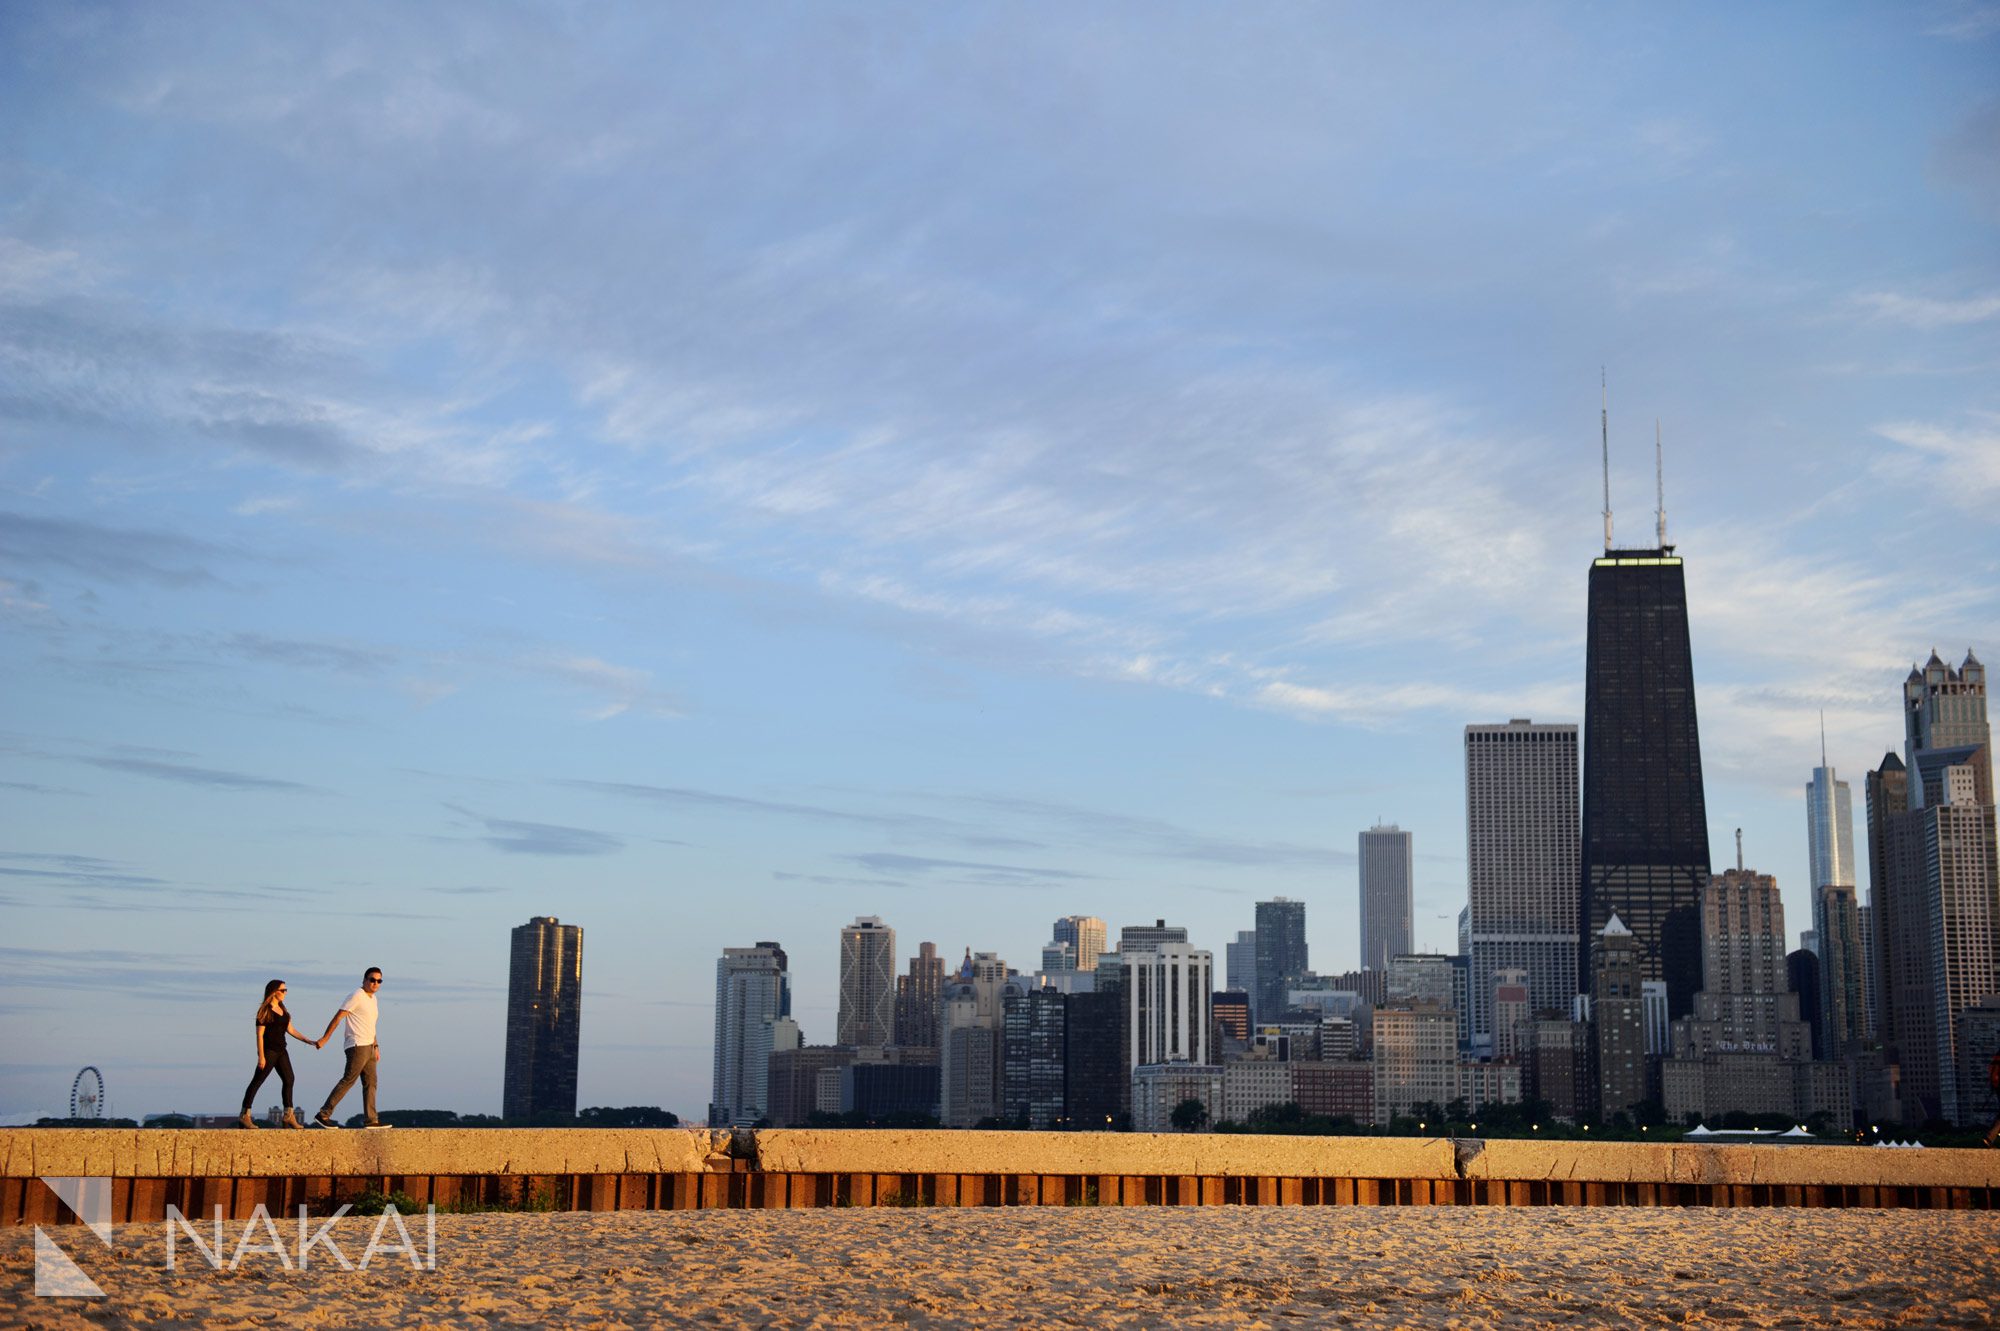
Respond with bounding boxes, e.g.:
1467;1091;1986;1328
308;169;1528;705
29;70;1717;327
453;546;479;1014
259;1006;289;1055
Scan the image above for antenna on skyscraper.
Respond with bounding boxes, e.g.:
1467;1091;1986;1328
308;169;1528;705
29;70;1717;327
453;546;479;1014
1655;419;1667;550
1819;710;1827;768
1735;828;1743;872
1601;369;1613;551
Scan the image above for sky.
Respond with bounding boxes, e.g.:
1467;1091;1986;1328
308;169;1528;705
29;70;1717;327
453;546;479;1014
2;2;1996;1123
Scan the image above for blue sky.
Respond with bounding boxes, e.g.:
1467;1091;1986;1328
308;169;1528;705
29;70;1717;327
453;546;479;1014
2;3;1996;1122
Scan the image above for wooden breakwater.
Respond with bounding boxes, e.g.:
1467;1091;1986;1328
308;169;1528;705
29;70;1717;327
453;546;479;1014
6;1128;1997;1225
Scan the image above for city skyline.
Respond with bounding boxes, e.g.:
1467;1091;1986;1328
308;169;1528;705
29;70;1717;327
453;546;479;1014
3;6;1996;1122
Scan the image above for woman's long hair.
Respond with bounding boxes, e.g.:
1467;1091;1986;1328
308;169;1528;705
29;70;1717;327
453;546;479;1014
255;979;285;1023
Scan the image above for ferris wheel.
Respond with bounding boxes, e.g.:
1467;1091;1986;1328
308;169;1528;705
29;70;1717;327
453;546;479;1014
70;1066;104;1119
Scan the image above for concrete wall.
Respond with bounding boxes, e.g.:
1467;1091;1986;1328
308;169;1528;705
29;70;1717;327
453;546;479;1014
0;1128;733;1180
5;1129;1997;1221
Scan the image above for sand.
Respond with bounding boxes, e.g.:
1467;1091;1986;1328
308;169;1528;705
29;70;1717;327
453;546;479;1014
4;1206;1997;1328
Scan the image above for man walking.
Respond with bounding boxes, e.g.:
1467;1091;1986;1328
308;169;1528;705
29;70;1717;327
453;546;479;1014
314;967;385;1129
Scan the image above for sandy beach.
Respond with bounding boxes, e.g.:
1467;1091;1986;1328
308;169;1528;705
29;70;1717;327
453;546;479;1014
5;1206;1997;1328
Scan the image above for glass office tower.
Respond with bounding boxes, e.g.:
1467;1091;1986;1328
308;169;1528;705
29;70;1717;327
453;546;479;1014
1580;549;1711;1019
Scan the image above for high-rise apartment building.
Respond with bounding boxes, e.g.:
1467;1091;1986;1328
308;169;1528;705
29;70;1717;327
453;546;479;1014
1672;869;1810;1060
1371;1007;1458;1122
1662;869;1841;1125
1581;546;1712;1019
893;941;945;1051
502;916;583;1121
1359;824;1413;971
1002;984;1068;1129
1590;916;1649;1119
1051;916;1107;973
1124;941;1213;1071
711;941;790;1127
1254;897;1308;1022
1465;720;1580;1047
1872;650;1997;1124
838;916;897;1048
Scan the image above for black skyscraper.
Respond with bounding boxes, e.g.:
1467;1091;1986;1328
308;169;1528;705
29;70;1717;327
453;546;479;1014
503;916;583;1120
1253;897;1308;1022
1580;549;1711;1019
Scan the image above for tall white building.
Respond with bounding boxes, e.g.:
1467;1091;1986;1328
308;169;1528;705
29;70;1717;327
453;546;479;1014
1807;756;1867;1058
1464;720;1580;1047
1359;824;1414;971
837;916;897;1048
1806;758;1856;894
1124;941;1213;1070
710;942;789;1127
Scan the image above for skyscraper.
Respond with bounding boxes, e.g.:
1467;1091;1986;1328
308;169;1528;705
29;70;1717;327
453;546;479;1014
1677;868;1809;1059
1580;544;1712;1019
1253;897;1308;1022
1807;753;1866;1058
1051;916;1107;972
940;950;1013;1127
1856;751;1920;1103
1226;930;1259;1008
1123;941;1213;1070
1807;754;1856;895
1002;983;1067;1129
1589;915;1649;1119
711;941;789;1127
1872;650;1997;1124
1465;720;1580;1047
502;916;583;1121
892;941;945;1052
838;916;897;1048
1359;824;1413;971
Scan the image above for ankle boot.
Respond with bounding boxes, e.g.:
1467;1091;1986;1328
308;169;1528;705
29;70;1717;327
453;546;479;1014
239;1109;260;1129
284;1108;305;1130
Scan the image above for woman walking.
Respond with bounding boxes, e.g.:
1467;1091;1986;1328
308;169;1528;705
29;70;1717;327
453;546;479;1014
241;979;314;1129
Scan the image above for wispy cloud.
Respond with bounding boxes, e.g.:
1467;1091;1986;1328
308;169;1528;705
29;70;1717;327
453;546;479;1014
78;755;320;793
445;804;624;856
842;852;1096;883
1855;289;2000;328
0;510;231;587
1923;1;2000;41
529;654;681;721
1874;414;2000;507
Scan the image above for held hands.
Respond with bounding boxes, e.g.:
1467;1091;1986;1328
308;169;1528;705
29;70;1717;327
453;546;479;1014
315;1037;328;1049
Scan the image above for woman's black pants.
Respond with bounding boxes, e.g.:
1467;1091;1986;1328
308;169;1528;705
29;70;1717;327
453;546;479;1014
242;1047;295;1110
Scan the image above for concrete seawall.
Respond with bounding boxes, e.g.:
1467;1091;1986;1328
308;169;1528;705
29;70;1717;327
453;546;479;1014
6;1129;1996;1224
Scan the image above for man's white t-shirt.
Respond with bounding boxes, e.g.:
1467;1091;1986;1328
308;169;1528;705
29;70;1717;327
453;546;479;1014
338;988;380;1049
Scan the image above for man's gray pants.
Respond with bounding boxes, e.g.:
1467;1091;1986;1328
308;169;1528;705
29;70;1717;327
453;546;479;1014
319;1044;378;1123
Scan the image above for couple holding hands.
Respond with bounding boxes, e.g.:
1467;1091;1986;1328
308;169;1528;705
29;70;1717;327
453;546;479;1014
239;967;386;1130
